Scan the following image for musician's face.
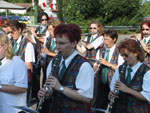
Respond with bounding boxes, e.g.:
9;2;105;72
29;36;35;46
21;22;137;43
142;24;150;38
90;24;98;35
41;15;48;25
120;49;138;67
7;27;21;40
104;34;116;49
55;35;77;59
48;25;54;37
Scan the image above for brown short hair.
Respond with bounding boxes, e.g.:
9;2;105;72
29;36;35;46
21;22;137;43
54;23;81;43
118;39;145;62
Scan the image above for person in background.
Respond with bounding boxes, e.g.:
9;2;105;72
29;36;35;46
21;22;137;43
0;34;28;113
7;20;35;103
37;20;61;113
1;18;12;40
30;12;50;100
77;20;104;66
134;20;150;67
38;24;94;113
92;30;124;112
109;39;150;113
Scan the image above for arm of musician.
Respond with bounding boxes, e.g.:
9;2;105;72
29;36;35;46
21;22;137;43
0;85;27;93
99;58;118;70
81;41;94;49
42;47;57;57
25;62;32;70
115;81;147;102
36;37;45;43
63;87;92;103
76;45;86;54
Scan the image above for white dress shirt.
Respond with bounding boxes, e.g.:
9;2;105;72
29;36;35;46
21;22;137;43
82;34;104;50
0;56;28;113
16;35;35;63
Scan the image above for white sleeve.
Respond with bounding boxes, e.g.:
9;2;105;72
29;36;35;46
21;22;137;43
75;62;94;98
25;42;35;63
141;70;150;102
91;36;104;49
110;68;120;91
118;55;125;66
14;58;28;88
81;37;88;51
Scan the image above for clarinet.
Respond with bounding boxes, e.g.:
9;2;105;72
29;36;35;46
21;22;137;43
105;61;127;113
36;52;61;112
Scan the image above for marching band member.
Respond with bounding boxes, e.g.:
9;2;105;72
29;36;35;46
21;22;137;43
77;20;104;66
38;24;94;113
7;20;35;102
92;30;124;112
109;39;150;113
0;34;28;113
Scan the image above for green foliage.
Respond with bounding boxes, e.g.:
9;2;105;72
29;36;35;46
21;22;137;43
62;0;144;28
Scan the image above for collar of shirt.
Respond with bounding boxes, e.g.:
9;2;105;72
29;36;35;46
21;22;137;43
0;57;8;66
143;36;150;44
126;62;142;79
60;50;78;68
91;34;98;40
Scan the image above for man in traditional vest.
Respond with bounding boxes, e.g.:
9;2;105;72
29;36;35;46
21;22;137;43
92;30;124;112
109;39;150;113
38;24;94;113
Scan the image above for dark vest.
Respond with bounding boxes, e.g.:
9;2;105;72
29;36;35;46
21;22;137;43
50;55;90;113
15;36;28;61
85;35;99;59
112;63;150;113
35;25;48;56
99;45;120;84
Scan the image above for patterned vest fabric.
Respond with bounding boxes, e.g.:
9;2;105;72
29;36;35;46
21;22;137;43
100;45;120;84
15;36;28;61
112;63;150;113
144;40;150;67
50;55;90;113
85;35;99;59
35;26;48;56
45;36;55;65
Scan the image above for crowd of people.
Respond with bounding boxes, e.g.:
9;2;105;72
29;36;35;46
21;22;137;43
0;11;150;113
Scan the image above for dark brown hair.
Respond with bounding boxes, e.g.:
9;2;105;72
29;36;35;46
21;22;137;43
118;39;145;62
54;24;81;43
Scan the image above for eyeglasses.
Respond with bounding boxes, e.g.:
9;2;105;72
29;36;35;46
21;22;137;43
41;19;47;21
121;53;128;57
142;28;150;31
90;27;97;30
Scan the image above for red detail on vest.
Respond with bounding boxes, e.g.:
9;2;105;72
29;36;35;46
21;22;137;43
148;104;150;113
28;70;32;82
86;103;91;113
